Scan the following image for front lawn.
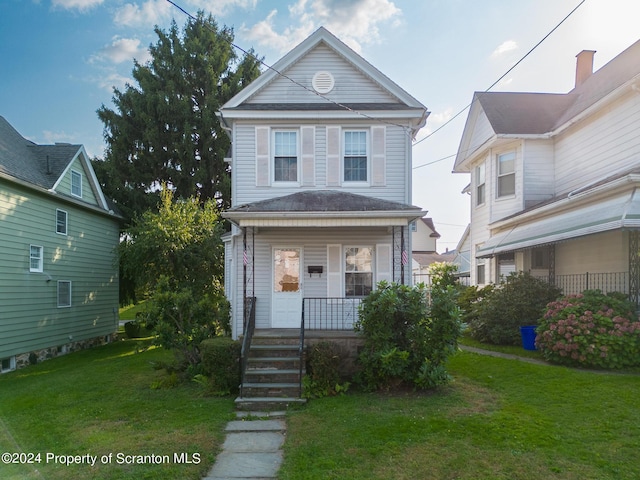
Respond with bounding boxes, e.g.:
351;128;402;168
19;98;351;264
280;350;640;480
0;338;234;480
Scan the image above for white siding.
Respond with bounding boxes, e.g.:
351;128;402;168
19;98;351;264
230;227;397;336
489;142;524;223
522;139;555;208
248;44;399;104
555;91;640;195
232;123;410;206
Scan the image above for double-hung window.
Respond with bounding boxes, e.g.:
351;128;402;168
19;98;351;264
343;130;368;182
345;247;373;297
56;209;67;235
71;170;82;197
273;131;298;183
497;151;515;197
57;281;72;308
476;162;486;206
30;245;43;272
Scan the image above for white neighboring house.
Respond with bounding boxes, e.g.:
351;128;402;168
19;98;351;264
219;27;429;339
453;40;640;305
411;216;446;283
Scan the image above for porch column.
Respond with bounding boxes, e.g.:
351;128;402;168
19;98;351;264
629;230;640;308
392;226;408;285
242;227;255;330
548;244;556;286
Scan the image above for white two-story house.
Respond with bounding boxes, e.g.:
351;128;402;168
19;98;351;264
453;39;640;305
219;27;428;341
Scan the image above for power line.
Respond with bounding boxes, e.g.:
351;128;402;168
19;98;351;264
411;0;587;168
165;0;413;133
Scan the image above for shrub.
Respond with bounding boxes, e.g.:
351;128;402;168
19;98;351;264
457;284;494;326
303;341;349;398
124;321;142;338
200;337;241;395
144;276;231;373
468;272;561;345
536;290;640;368
354;281;462;391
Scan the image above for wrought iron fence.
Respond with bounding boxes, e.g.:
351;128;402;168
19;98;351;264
534;272;629;296
302;297;362;330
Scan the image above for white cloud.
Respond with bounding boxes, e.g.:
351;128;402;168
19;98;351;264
242;0;402;54
96;72;134;92
52;0;103;11
42;130;77;144
187;0;258;16
114;0;172;28
91;37;151;65
491;40;518;59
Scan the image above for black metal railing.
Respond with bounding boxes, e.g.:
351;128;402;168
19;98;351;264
535;272;629;296
298;301;306;397
239;297;256;398
302;297;362;331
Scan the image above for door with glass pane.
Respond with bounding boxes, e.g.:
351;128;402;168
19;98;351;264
272;248;302;328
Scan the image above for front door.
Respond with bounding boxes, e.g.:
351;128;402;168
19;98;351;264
272;247;302;328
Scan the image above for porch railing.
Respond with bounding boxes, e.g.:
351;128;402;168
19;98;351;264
302;297;362;331
534;272;629;296
239;297;256;398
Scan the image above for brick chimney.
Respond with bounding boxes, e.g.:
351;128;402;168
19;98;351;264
575;50;596;87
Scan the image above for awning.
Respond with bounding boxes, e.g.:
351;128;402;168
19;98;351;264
477;188;640;257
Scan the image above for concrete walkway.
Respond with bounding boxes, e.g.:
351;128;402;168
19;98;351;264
203;413;286;480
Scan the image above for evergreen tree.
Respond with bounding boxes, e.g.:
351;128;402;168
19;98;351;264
95;12;261;224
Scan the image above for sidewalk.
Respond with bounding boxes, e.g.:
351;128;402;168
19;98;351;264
203;412;286;480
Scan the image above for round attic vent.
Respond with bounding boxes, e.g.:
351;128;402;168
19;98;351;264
312;71;335;94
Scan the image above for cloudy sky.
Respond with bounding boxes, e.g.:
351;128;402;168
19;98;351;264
1;0;639;249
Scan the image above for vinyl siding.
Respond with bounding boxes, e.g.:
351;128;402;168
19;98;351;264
0;180;119;358
489;142;523;223
232;123;409;206
248;44;398;104
230;227;397;335
55;156;100;207
555;90;640;195
555;230;628;275
523;139;555;208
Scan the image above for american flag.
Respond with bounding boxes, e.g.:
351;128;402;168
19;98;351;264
402;250;408;265
243;250;248;265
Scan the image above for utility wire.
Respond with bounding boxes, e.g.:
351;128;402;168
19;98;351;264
411;0;587;168
166;0;412;132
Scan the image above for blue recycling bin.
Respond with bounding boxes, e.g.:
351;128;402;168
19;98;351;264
520;325;537;351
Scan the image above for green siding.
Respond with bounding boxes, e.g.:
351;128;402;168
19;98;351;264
55;157;100;207
0;180;119;358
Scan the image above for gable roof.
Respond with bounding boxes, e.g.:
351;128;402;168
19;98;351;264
219;27;428;134
454;38;640;170
0;116;115;215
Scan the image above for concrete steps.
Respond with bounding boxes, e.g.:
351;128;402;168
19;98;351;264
236;332;306;411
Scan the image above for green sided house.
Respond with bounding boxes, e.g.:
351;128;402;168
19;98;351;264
0;116;121;372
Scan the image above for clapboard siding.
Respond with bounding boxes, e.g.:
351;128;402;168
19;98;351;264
488;141;523;223
248;45;398;104
232;123;410;206
55;156;99;206
555;91;640;195
230;227;395;333
0;181;119;358
523;139;555;207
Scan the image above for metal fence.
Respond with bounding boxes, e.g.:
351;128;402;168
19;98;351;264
534;272;629;296
302;297;362;330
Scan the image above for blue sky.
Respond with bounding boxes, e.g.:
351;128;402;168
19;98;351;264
1;0;639;249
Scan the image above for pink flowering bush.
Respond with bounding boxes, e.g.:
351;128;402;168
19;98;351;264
536;290;640;368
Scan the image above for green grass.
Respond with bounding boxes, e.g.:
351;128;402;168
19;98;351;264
118;301;149;321
458;332;544;359
0;338;234;480
280;350;640;480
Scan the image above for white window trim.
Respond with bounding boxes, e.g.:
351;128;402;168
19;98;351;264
344;245;374;298
0;356;16;374
57;280;72;308
496;151;516;199
71;169;83;198
272;129;300;186
30;245;43;273
342;129;370;186
56;209;68;236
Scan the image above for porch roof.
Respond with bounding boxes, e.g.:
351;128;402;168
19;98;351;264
477;188;640;257
223;190;425;227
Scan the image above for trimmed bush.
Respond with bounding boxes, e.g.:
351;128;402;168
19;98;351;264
468;272;561;345
354;281;462;391
303;341;349;398
200;337;241;395
536;290;640;368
